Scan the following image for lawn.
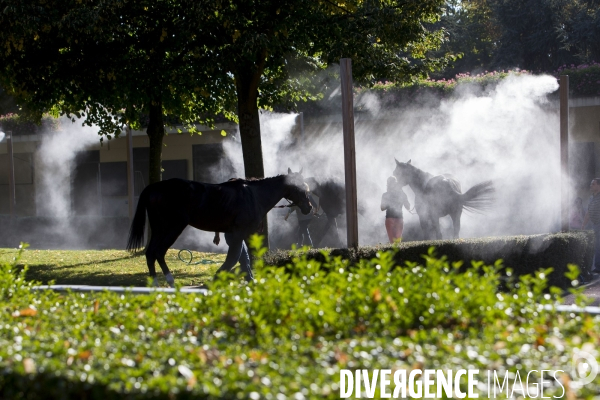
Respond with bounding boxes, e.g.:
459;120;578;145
0;247;226;287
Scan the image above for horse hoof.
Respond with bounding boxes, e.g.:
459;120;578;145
165;272;175;288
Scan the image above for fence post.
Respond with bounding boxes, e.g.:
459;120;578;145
7;130;16;217
340;58;359;248
560;75;569;232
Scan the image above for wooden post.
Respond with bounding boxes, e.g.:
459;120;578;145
6;131;16;217
560;76;569;232
126;126;135;220
340;58;359;248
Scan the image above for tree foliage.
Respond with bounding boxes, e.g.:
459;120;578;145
561;0;600;65
0;0;231;183
489;0;578;71
192;0;454;181
432;0;498;78
436;0;600;76
0;0;454;186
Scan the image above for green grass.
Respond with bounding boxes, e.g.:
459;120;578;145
0;248;226;287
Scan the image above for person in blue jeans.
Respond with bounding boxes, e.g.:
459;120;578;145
583;178;600;275
212;232;253;281
284;183;318;247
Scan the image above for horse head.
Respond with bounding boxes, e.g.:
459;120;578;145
284;171;312;215
393;158;415;186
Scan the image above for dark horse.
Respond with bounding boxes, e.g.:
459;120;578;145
393;159;494;240
127;173;312;286
304;176;346;247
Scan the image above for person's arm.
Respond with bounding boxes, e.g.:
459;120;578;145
583;211;590;229
401;191;411;211
284;207;294;221
381;192;388;211
213;232;220;246
307;194;316;214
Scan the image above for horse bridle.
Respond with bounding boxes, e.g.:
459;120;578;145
273;200;295;209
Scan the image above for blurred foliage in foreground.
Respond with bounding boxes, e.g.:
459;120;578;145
0;239;598;399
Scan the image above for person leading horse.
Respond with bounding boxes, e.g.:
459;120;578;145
393;159;494;240
127;171;312;286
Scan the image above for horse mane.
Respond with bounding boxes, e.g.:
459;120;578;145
407;163;432;182
224;175;285;184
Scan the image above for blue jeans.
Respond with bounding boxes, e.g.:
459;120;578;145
593;225;600;272
224;233;253;281
592;224;600;272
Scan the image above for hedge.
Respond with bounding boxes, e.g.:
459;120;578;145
0;239;599;399
263;231;595;289
0;114;60;136
555;62;600;97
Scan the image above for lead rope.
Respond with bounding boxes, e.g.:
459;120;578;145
273;199;296;208
406;206;418;215
177;249;220;265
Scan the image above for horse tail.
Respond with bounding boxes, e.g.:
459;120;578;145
461;180;495;213
126;188;148;252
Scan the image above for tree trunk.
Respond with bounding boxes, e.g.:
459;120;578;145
235;60;269;247
236;73;265;180
146;101;165;185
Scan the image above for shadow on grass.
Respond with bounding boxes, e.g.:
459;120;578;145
6;248;221;286
13;253;143;271
21;263;218;287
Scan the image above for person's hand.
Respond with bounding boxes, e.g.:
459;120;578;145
213;233;220;246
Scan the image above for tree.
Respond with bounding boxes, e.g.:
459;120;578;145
430;0;500;78
189;0;453;180
1;0;452;184
0;0;231;184
430;0;600;76
487;0;577;71
561;0;600;65
0;86;19;116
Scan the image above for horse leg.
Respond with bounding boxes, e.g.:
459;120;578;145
450;209;462;239
155;222;187;288
433;218;442;240
332;217;341;246
145;235;160;287
418;214;430;240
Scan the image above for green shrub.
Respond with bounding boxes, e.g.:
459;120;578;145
264;231;595;288
354;70;532;108
0;238;598;399
358;65;600;102
555;63;600;97
0;113;60;136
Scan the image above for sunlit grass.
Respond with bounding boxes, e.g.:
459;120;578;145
0;248;226;287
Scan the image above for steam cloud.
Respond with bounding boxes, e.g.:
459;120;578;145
32;118;105;248
23;73;565;250
36;118;100;218
221;73;563;246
